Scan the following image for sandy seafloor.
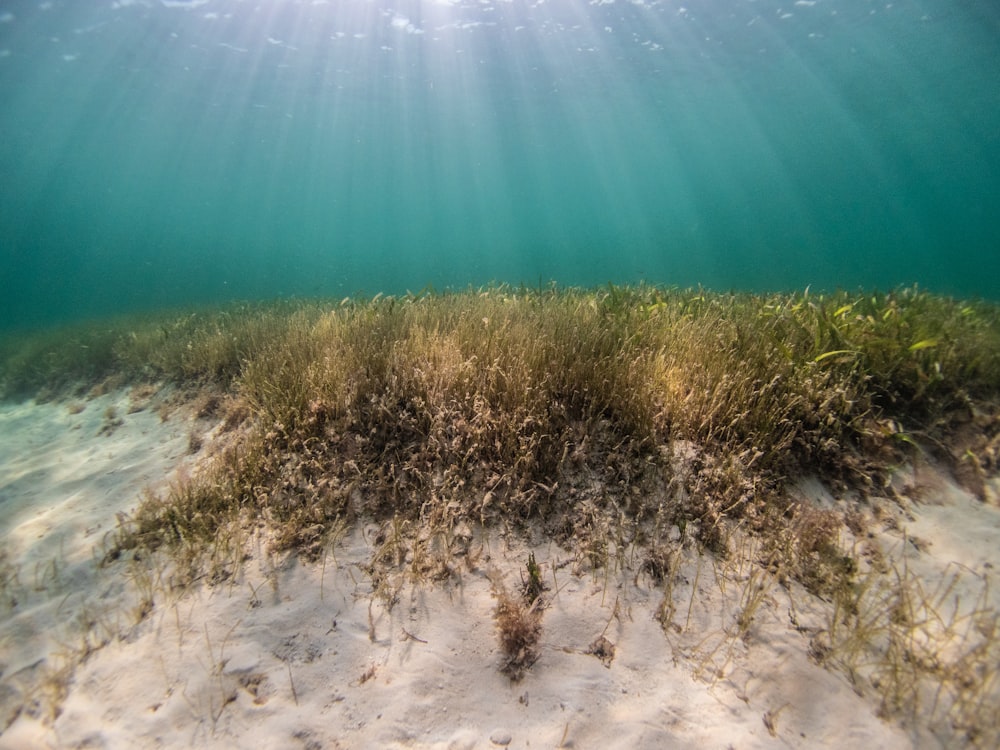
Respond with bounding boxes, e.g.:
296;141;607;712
0;387;998;749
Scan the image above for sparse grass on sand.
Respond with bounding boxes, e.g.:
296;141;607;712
2;284;999;745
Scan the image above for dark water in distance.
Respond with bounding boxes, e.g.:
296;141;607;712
1;0;998;330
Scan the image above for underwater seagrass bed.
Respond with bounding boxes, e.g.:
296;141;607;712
3;284;999;554
2;284;1000;744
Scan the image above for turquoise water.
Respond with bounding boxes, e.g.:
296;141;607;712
1;0;998;330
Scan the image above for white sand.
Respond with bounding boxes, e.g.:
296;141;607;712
0;388;997;749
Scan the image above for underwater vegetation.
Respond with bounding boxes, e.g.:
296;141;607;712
3;284;999;548
2;283;1000;744
3;284;997;512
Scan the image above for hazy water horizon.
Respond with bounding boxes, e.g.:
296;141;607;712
2;0;998;331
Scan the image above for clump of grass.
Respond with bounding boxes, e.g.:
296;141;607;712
491;562;544;680
0;321;124;400
818;559;1000;747
522;552;545;603
0;301;327;401
758;501;858;598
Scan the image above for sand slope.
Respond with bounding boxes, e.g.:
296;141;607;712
0;388;996;749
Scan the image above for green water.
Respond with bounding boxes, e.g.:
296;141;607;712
1;0;998;330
